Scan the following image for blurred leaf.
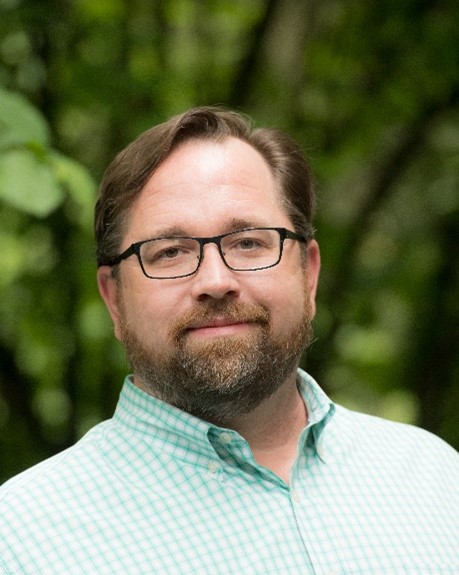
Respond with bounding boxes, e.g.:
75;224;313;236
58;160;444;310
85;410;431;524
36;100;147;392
0;149;64;216
0;88;50;150
0;232;24;286
51;152;96;229
335;325;397;366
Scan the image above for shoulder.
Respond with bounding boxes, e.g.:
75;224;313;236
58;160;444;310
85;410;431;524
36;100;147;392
0;419;124;572
335;403;456;447
329;403;459;476
298;368;458;466
0;420;116;565
0;419;112;510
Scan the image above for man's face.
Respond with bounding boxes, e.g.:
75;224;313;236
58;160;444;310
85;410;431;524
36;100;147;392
97;137;320;422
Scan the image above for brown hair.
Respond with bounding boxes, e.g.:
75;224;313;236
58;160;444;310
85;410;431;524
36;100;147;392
95;106;315;266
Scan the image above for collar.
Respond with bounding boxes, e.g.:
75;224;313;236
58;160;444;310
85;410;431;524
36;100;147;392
113;369;335;465
296;369;336;462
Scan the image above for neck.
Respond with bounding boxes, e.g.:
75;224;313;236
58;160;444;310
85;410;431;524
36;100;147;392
134;370;307;484
224;373;308;484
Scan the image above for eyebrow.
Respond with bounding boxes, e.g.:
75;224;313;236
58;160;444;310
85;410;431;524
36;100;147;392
144;218;270;239
223;218;266;233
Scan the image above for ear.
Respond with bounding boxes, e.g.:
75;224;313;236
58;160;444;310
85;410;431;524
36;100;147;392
303;239;321;317
97;266;123;341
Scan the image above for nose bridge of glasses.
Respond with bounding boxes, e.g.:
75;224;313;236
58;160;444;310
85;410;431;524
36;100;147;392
198;235;231;269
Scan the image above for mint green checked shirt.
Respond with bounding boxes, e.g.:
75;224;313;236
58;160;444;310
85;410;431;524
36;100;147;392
1;369;458;574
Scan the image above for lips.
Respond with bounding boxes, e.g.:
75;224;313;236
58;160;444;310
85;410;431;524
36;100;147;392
170;303;270;342
186;317;248;331
185;319;254;339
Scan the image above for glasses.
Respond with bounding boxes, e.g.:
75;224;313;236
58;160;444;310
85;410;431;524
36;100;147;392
104;227;311;280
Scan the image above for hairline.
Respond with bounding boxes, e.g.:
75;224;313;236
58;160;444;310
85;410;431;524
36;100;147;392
115;134;298;256
96;107;315;270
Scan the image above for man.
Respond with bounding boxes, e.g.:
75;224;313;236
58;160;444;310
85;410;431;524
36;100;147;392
0;107;457;574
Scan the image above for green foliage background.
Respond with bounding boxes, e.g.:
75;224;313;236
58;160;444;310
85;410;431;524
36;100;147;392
1;0;458;482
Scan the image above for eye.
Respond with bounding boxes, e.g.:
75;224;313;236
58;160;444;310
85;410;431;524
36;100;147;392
227;231;273;252
235;238;262;250
141;238;198;267
156;247;183;260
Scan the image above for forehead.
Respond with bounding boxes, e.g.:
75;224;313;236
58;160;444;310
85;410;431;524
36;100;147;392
125;137;291;239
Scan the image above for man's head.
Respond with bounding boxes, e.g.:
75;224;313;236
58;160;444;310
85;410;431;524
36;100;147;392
96;107;320;423
95;107;316;269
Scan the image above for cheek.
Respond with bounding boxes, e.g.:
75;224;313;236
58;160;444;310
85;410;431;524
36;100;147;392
128;288;187;338
264;280;307;330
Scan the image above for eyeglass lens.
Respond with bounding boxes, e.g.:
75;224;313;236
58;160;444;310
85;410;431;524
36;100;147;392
139;228;282;278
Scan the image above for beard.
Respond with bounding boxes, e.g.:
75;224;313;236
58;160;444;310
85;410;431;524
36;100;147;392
118;294;313;424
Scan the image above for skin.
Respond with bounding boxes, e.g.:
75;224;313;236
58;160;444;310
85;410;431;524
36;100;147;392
97;137;321;482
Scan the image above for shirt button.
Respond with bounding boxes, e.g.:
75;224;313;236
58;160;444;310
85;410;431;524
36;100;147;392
208;461;219;474
219;432;232;444
316;445;325;459
291;490;301;503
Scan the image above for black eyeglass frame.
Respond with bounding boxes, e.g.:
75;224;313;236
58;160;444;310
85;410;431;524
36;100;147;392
102;227;312;280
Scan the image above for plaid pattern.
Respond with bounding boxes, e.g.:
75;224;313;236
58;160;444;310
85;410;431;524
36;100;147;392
1;369;458;574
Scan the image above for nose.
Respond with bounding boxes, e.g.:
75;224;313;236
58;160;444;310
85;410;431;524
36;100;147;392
190;243;240;301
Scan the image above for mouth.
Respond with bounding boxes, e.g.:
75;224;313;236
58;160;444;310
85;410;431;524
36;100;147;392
172;304;270;343
185;318;255;338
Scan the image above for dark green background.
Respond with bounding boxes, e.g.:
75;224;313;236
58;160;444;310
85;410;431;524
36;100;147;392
1;0;458;483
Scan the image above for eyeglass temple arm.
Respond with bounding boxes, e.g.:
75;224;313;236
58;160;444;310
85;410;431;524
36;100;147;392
102;243;138;267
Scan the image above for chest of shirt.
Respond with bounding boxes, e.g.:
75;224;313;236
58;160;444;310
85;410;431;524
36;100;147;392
3;445;457;575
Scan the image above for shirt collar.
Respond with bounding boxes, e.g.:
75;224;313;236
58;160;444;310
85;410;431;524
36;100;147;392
113;376;217;459
113;370;335;463
296;368;336;462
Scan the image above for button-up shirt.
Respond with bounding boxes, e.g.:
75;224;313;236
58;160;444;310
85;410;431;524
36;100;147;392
1;370;458;574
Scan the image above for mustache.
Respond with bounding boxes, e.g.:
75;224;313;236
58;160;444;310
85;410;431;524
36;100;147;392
170;301;270;341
